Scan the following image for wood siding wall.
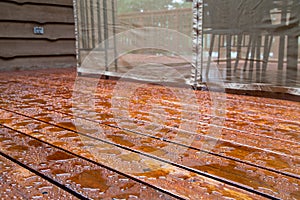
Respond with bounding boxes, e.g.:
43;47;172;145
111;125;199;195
0;0;76;71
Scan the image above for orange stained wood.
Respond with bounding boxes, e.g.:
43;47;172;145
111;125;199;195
0;68;299;199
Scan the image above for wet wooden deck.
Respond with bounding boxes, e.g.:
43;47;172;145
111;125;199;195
0;67;299;199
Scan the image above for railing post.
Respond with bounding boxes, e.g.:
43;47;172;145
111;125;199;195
192;0;203;87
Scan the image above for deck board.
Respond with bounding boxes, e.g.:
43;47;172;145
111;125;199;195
0;67;299;199
0;153;79;199
0;125;179;199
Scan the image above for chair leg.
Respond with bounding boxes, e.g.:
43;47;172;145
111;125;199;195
278;34;286;71
249;36;257;80
217;35;222;65
234;34;243;72
226;34;232;78
249;36;257;71
243;35;252;72
262;35;273;80
206;34;215;77
256;36;262;82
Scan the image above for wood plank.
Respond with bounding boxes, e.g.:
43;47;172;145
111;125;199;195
0;0;76;71
0;22;75;40
0;109;267;199
2;0;73;6
0;1;74;23
0;126;176;199
0;155;79;199
8;73;300;159
0;39;75;58
1;94;299;199
0;72;299;199
0;56;76;71
0;68;299;199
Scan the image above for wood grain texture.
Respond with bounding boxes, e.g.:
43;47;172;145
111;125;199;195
0;22;75;40
0;39;75;58
0;1;74;23
0;0;76;71
0;2;74;23
2;0;73;6
0;56;76;71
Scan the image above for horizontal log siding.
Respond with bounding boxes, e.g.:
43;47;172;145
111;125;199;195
0;0;76;71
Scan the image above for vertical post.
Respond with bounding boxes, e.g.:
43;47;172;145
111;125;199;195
97;0;102;46
286;0;299;85
278;0;288;71
80;0;87;49
85;0;90;49
72;0;81;68
112;0;118;71
90;0;95;49
103;0;109;73
286;36;298;83
192;0;203;87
